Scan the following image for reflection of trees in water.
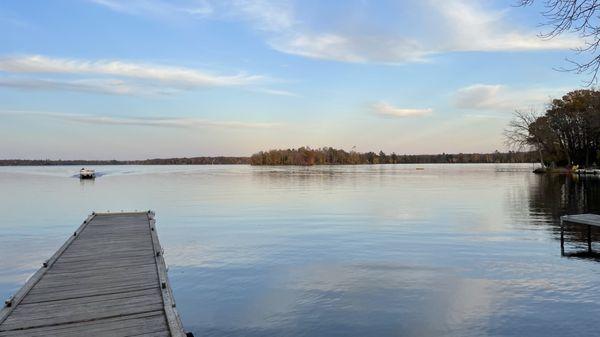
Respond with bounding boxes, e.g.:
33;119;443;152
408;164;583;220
530;174;600;253
530;174;600;219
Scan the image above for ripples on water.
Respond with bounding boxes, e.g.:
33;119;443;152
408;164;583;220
1;164;600;337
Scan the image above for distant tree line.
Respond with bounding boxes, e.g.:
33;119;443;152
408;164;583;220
2;150;538;167
0;157;250;166
505;89;600;167
250;147;537;166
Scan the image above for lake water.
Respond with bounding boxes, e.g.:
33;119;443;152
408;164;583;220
1;164;600;337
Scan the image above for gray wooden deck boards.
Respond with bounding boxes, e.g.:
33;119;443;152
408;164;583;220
561;213;600;227
0;212;186;337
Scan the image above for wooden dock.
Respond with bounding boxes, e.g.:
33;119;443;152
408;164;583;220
561;213;600;255
0;211;187;337
575;168;600;175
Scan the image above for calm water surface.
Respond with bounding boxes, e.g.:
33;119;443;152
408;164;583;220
1;164;600;336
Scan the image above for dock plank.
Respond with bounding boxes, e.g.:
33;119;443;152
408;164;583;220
0;311;169;337
562;213;600;227
0;212;186;337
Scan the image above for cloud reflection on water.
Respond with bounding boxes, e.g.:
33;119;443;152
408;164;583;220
2;165;600;336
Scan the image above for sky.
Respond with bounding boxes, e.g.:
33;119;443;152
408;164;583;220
0;0;588;159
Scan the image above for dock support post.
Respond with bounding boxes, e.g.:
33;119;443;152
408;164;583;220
560;218;565;256
588;225;593;253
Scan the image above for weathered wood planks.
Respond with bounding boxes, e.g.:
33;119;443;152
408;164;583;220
0;211;187;337
561;213;600;255
561;213;600;227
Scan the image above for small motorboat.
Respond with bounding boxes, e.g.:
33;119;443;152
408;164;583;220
79;168;96;179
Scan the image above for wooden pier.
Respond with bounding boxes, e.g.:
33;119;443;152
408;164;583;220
575;168;600;175
561;213;600;256
0;211;187;337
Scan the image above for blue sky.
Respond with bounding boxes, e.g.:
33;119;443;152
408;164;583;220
0;0;586;159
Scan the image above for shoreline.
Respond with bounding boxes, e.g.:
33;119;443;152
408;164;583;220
533;167;600;175
0;162;539;167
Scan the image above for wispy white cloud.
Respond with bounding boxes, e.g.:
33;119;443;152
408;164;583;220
0;55;260;87
0;55;294;96
86;0;578;64
230;0;580;64
229;0;295;31
90;0;213;20
251;87;298;97
454;84;508;110
453;84;565;111
270;33;427;64
0;109;280;129
372;101;432;118
432;0;576;52
0;77;174;96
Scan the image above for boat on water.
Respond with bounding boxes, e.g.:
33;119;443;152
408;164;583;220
79;168;96;179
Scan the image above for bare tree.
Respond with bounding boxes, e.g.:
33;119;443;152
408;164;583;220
519;0;600;84
504;109;546;166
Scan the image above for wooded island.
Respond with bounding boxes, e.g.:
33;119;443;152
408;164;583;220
249;148;536;166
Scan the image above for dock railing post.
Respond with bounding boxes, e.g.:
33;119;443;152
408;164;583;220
561;218;565;256
588;225;593;253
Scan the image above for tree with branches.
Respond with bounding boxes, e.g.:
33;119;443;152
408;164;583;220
504;109;548;166
505;89;600;167
519;0;600;83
